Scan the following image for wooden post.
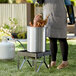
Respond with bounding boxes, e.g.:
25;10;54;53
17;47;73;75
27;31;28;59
75;22;76;36
27;3;34;26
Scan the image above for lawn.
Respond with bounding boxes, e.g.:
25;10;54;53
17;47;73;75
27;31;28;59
0;40;76;76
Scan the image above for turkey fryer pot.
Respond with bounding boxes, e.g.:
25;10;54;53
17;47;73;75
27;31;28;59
27;26;46;52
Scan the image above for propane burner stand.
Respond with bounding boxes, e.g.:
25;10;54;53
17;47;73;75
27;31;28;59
17;50;51;72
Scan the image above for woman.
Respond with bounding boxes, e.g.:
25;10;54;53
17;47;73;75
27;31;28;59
37;0;68;69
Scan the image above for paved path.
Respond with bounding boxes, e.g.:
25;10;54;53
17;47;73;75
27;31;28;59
67;33;76;39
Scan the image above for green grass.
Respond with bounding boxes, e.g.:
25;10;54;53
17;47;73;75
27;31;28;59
0;40;76;76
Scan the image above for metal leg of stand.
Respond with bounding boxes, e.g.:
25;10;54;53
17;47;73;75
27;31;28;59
27;60;32;67
32;60;34;66
17;55;20;69
37;56;49;72
37;61;43;72
19;56;26;70
43;56;48;68
20;59;26;70
44;61;48;68
35;57;37;72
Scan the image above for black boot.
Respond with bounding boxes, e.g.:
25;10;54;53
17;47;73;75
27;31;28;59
66;5;75;25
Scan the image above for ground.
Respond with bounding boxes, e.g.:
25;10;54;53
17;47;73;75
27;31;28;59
0;40;76;76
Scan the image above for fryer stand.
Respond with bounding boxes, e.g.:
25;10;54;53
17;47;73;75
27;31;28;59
17;50;51;72
17;27;51;72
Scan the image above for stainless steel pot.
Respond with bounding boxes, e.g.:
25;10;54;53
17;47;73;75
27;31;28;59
27;26;46;52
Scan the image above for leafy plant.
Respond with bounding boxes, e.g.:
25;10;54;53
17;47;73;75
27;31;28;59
17;32;27;39
9;17;18;25
1;17;27;39
0;0;8;3
2;17;23;33
0;27;11;41
3;24;10;29
26;0;33;3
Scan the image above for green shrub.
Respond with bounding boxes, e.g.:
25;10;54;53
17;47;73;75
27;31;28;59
17;32;27;39
46;37;49;42
0;0;8;3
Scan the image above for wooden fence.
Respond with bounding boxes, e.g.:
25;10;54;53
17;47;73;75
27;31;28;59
0;3;34;32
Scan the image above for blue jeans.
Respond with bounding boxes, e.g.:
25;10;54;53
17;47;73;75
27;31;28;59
64;0;71;5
